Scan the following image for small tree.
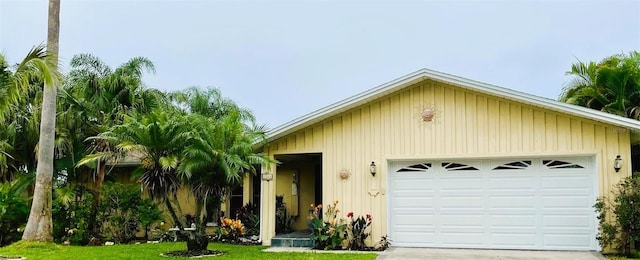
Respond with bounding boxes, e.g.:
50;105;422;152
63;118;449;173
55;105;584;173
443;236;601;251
594;176;640;256
176;87;271;252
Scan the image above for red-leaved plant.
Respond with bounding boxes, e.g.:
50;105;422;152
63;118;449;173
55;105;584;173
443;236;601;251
345;212;372;250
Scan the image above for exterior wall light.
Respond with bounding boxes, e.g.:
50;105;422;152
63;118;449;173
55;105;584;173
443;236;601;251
614;155;623;172
370;161;377;177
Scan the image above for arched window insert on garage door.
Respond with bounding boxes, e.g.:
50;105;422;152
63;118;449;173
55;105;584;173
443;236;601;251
396;163;432;172
492;160;532;170
543;159;584;169
441;162;479;171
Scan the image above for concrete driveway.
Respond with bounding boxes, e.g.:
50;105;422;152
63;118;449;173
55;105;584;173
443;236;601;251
376;248;606;260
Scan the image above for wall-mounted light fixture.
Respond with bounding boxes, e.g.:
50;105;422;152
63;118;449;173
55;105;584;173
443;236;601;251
370;161;377;177
614;155;623;172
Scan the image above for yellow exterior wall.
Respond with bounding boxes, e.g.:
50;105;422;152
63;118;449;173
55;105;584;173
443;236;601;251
274;163;316;231
259;79;632;245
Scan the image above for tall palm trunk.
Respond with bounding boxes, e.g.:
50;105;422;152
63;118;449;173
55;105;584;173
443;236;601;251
88;162;106;235
22;0;59;242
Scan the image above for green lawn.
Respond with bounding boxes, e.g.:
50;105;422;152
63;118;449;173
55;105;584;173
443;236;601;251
0;241;378;260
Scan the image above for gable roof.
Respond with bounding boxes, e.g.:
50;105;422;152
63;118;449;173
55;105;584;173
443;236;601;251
263;68;640;145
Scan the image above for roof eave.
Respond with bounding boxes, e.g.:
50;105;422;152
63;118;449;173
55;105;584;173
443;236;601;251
256;68;640;149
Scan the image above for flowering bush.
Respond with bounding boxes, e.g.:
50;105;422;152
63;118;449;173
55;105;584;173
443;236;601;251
345;212;372;250
218;218;245;241
308;200;347;250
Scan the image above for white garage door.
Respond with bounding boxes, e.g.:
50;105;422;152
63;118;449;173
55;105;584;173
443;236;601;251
388;157;597;250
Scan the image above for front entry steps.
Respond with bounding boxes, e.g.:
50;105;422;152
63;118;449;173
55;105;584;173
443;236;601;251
271;230;313;247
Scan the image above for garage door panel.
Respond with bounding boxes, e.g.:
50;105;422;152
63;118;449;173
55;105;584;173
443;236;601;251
540;189;591;196
542;195;592;208
440;232;485;246
393;232;438;245
489;196;537;208
393;193;435;201
392;179;437;189
439;197;484;207
489;177;536;188
394;214;435;225
438;215;484;226
393;201;435;209
489;215;537;227
389;157;596;250
393;225;435;233
491;233;537;247
543;234;593;249
543;215;592;228
440;180;483;189
541;176;591;188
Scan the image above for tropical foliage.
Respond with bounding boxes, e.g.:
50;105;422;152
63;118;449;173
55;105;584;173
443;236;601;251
61;53;165;235
0;45;268;254
235;202;260;236
594;176;640;256
345;212;372;251
308;201;348;250
559;51;640;119
0;175;32;246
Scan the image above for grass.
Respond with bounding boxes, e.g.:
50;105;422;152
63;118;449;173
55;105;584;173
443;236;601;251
0;241;378;260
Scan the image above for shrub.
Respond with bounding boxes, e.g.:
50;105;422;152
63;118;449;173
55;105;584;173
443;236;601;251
308;200;347;250
235;202;259;236
375;235;391;251
98;183;163;243
138;198;163;240
51;182;164;245
218;218;245;241
98;183;142;243
0;177;31;246
52;188;93;245
594;176;640;256
345;212;372;250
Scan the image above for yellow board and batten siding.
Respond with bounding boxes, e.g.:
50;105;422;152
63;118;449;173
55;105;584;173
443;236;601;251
259;78;631;245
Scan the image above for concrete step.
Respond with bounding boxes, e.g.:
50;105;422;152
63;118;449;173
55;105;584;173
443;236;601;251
271;237;313;247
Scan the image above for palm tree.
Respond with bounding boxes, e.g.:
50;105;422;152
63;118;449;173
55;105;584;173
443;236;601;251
560;51;640;119
170;87;255;122
78;109;189;229
0;45;55;123
23;0;60;242
64;53;165;234
178;112;270;250
0;45;58;182
172;87;270;251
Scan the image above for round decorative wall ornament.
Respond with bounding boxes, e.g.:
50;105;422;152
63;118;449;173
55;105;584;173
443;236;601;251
339;169;350;180
421;108;435;122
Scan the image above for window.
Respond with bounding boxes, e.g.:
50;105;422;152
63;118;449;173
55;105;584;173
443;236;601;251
442;162;479;171
543;160;584;169
492;160;532;170
396;163;432;173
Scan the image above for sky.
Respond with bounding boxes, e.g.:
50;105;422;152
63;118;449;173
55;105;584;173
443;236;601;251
1;0;639;128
